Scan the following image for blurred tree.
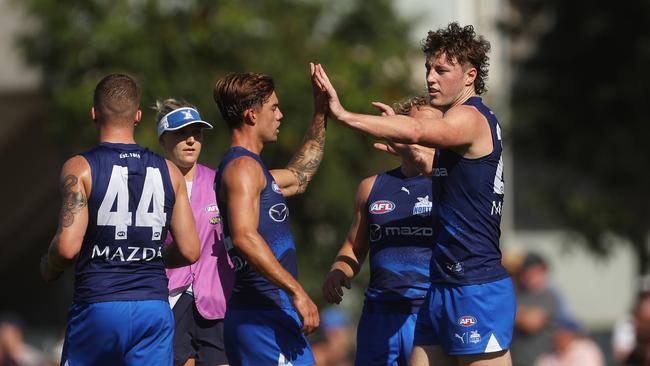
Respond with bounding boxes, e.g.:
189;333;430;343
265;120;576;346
16;0;419;302
504;1;650;273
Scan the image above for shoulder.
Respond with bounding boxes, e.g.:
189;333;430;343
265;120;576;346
61;155;91;181
222;156;266;188
445;103;487;125
356;174;378;203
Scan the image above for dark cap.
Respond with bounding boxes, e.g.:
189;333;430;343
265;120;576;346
522;252;547;270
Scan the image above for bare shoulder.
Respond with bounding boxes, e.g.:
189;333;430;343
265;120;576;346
61;155;91;193
61;155;90;176
222;156;266;188
445;104;486;125
355;174;378;203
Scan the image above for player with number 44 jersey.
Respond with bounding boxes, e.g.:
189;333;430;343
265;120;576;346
40;74;200;366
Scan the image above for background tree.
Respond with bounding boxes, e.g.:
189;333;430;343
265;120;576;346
14;0;420;324
504;0;650;273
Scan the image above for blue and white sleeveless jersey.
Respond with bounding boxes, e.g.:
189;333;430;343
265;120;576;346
215;147;297;310
75;143;174;303
429;96;508;285
365;168;433;311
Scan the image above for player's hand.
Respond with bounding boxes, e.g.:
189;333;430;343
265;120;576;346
313;63;347;121
371;101;396;117
310;62;328;114
292;289;320;334
40;253;63;282
373;142;399;156
322;269;352;304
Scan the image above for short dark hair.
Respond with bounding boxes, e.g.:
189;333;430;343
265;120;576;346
422;22;491;95
93;74;141;123
213;73;275;129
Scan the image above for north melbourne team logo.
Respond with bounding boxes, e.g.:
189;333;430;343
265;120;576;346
269;203;288;222
182;110;193;119
369;200;395;214
413;195;432;216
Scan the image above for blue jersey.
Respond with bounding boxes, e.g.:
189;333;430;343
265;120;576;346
429;96;508;285
215;147;297;310
365;168;433;311
75;143;174;303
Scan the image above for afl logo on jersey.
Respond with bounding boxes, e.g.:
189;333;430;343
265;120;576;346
459;316;477;327
206;204;219;213
369;200;395;214
272;181;282;194
269;203;289;222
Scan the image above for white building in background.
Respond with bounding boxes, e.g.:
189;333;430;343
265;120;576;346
395;0;636;330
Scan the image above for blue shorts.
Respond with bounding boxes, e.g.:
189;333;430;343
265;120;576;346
224;308;314;366
355;310;418;366
413;277;515;355
61;300;174;366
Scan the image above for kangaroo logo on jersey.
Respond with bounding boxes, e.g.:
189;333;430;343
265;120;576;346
271;181;282;194
469;330;481;344
369;200;395;214
459;316;477;327
269;203;289;222
413;195;432;216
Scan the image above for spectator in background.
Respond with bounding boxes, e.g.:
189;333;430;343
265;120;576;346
0;314;45;366
312;308;353;366
613;275;650;364
624;292;650;366
511;252;562;366
535;318;605;366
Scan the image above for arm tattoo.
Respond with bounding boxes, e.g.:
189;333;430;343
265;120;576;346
287;113;327;193
60;175;87;228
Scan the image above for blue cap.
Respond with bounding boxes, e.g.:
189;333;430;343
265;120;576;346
157;107;213;137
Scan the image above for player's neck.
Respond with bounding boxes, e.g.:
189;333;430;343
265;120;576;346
448;87;477;111
180;164;197;182
98;125;136;144
400;162;422;178
230;129;264;155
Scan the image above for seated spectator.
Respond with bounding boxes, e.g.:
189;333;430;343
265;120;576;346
535;318;605;366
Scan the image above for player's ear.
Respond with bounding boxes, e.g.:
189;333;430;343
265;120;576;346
134;110;142;126
91;107;97;122
243;108;257;125
464;66;477;87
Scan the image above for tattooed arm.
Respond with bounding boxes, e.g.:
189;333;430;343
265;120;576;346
270;63;328;197
40;156;91;282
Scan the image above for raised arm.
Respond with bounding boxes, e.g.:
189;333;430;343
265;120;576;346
314;64;484;151
270;63;328;197
322;175;375;304
40;156;91;282
162;160;200;268
222;156;319;333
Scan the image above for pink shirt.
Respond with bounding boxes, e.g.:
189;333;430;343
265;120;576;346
166;164;234;319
